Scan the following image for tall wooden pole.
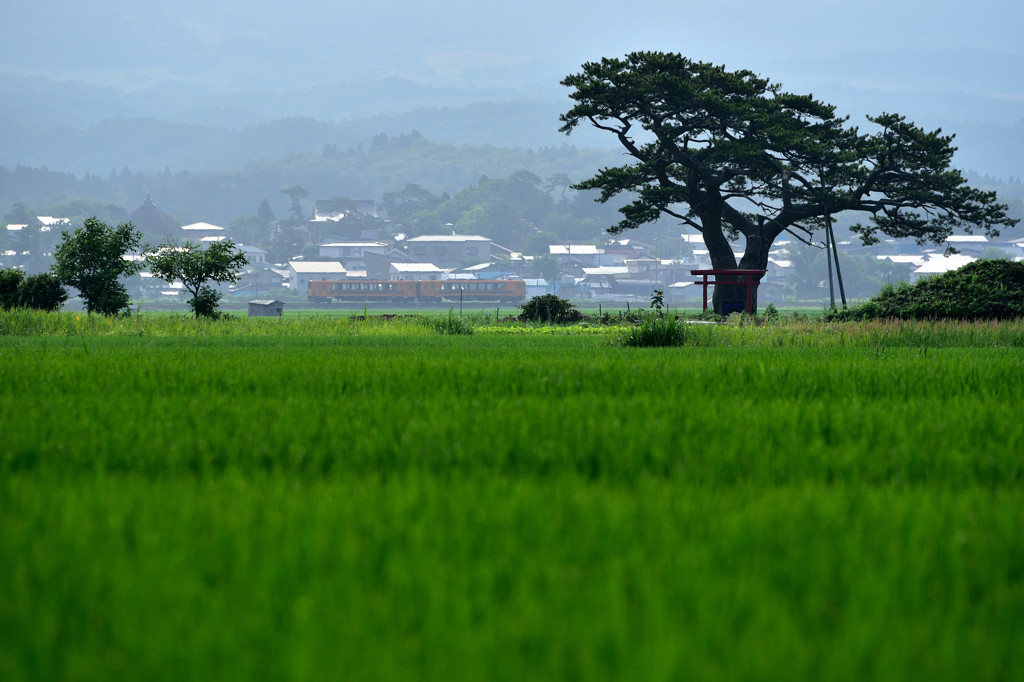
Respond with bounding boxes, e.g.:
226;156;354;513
825;206;847;307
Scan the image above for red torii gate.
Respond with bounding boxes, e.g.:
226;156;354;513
690;269;767;314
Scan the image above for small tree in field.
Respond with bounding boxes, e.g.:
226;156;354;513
52;218;145;315
147;240;249;318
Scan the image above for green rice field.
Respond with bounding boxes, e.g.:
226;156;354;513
1;311;1022;681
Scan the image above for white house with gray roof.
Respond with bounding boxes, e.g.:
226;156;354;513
406;235;491;268
389;262;444;281
288;261;346;290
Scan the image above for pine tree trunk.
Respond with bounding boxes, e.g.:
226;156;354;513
708;235;770;315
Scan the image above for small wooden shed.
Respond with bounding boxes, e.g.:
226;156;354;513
248;299;285;317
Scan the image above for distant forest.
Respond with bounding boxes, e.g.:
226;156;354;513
0;131;624;226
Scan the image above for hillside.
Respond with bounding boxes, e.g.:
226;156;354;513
0;133;622;225
1;72;1021;179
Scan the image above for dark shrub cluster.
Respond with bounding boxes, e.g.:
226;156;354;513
827;260;1024;321
517;294;583;323
0;268;68;311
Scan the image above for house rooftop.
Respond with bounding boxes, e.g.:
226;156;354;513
877;255;927;265
391;262;444;272
406;235;490;242
181;222;226;231
914;254;976;274
550;244;601;255
583;266;629;275
288;261;346;273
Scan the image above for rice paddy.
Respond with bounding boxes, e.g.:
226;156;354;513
1;311;1022;681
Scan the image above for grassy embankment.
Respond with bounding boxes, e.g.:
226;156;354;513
2;311;1022;681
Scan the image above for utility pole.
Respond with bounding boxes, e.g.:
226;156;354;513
824;200;847;307
825;215;835;308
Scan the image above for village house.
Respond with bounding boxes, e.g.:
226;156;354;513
548;244;617;270
287;261;346;291
363;248;413;280
455;261;519;279
405;235;491;268
236;244;268;265
318;241;388;270
231;265;286;295
910;254;978;282
180;221;227;243
389;262;445;281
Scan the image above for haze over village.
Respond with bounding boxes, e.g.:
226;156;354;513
2;0;1023;312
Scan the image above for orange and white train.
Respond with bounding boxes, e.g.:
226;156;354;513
307;279;526;303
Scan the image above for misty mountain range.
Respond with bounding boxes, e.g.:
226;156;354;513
1;45;1022;181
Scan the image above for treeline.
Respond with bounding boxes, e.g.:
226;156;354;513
0;131;621;226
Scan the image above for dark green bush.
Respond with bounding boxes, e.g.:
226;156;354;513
0;268;26;309
18;273;68;311
0;269;68;311
827;260;1024;321
518;294;583;323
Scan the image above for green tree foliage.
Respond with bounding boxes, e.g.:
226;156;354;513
827;260;1024;321
560;52;1018;313
281;186;310;221
522;230;561;256
3;202;31;225
39;200;129;227
226;199;278;248
266;221;307;265
1;268;66;310
0;268;25;309
255;199;276;245
978;246;1013;261
52;218;145;315
382;184;443;232
256;198;276;226
401;172;618;251
18;272;68;311
147;240;249;318
545;173;574;202
518;294;581;323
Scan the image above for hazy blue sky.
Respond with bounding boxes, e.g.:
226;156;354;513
2;0;1021;101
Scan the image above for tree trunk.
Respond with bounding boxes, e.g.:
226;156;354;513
708;233;771;315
